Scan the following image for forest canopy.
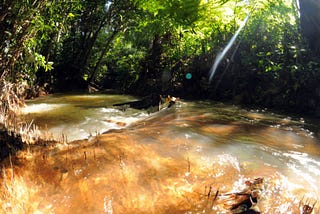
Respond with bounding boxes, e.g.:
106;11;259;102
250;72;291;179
1;0;320;114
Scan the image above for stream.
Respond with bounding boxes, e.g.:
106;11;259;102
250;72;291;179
1;93;320;213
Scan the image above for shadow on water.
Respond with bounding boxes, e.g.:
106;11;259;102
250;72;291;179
1;95;320;213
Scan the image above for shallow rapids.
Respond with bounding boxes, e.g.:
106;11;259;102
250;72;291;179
19;94;149;141
1;94;320;213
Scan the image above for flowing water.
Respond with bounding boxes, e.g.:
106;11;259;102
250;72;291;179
1;94;320;213
19;93;149;141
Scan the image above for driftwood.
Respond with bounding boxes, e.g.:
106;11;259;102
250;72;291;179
113;94;178;112
203;177;317;214
202;178;263;213
300;196;316;214
226;178;263;213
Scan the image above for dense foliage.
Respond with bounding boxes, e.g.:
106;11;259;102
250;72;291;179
1;0;320;114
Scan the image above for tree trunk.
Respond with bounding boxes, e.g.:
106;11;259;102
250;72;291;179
299;0;320;55
88;30;118;84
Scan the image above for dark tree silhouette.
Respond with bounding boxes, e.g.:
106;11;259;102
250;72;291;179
299;0;320;54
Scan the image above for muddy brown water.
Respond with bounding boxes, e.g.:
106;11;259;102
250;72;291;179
1;94;320;213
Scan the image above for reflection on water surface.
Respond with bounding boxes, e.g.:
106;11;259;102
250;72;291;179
1;94;320;213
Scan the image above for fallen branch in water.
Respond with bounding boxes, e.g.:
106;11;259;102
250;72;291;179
200;178;263;213
113;94;179;113
199;177;318;214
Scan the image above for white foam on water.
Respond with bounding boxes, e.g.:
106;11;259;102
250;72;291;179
21;103;67;114
44;111;149;142
101;108;122;113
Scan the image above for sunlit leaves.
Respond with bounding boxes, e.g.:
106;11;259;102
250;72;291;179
2;0;317;107
0;0;85;85
137;0;165;14
68;13;75;18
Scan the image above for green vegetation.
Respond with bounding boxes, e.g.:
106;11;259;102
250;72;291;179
1;0;320;114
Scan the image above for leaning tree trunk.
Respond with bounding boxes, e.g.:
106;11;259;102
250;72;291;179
299;0;320;55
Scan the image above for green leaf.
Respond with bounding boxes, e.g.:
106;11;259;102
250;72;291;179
68;13;75;18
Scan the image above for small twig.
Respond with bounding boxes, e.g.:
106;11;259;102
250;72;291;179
212;189;219;204
2;166;8;190
9;154;14;180
207;189;220;211
207;185;212;198
26;119;34;132
84;151;87;160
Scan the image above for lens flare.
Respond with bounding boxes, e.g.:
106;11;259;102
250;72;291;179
209;14;250;82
